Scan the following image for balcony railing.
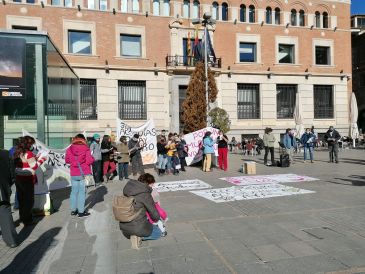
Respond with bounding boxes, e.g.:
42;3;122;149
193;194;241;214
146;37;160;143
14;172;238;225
166;55;222;68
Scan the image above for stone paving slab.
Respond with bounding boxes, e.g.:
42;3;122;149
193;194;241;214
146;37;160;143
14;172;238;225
1;149;365;273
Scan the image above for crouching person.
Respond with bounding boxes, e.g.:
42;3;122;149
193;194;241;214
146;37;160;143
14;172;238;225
119;173;162;249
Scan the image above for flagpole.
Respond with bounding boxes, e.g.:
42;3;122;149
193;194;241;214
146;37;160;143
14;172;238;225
204;25;209;126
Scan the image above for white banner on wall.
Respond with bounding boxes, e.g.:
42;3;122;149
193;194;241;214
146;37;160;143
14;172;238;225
184;127;220;166
116;119;157;165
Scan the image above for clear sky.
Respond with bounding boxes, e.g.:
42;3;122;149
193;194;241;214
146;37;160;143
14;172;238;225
351;0;365;15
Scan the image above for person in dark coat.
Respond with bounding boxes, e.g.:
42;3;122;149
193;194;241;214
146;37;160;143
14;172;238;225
119;173;161;249
128;134;145;177
0;149;18;247
324;126;341;163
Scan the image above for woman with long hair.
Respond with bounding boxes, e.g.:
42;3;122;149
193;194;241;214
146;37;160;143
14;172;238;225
65;134;94;217
101;135;116;182
203;131;215;172
13;136;47;226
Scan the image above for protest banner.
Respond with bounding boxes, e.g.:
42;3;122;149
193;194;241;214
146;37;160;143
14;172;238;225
184;127;220;166
153;179;212;193
116;119;157;165
220;174;319;186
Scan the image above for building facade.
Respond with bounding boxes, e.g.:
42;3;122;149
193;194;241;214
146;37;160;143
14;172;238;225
0;0;352;147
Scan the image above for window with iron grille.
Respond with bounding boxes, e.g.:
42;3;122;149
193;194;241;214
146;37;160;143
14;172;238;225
118;81;147;120
237;84;260;119
314;85;334;119
80;79;97;120
277;84;297;119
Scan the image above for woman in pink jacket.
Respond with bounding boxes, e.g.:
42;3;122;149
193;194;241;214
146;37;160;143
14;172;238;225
65;134;94;217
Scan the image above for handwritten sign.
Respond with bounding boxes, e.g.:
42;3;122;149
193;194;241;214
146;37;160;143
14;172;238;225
153;179;212;193
220;174;319;186
191;184;315;203
184;127;220;166
117;119;157;165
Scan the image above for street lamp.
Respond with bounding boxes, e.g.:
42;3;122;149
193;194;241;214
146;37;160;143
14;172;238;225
192;12;216;126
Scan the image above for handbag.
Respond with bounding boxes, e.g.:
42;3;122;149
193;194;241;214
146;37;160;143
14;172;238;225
75;156;95;187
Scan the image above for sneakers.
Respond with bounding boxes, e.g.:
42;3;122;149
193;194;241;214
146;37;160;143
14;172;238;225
71;210;78;216
161;231;168;237
103;175;108;183
78;212;90;218
130;235;141;249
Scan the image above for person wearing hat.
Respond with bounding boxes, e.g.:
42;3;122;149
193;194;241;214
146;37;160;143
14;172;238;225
90;133;102;184
128;134;145;177
116;136;130;180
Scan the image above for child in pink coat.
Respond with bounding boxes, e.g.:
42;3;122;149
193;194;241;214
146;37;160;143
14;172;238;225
146;188;168;236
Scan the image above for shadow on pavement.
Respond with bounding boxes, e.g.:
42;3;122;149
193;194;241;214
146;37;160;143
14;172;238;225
50;187;71;212
338;158;365;165
0;227;61;274
85;185;108;211
329;175;365;186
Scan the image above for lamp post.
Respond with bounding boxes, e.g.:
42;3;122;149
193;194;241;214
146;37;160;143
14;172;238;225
192;12;216;126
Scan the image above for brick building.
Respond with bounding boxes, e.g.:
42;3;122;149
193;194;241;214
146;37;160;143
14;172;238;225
0;0;352;147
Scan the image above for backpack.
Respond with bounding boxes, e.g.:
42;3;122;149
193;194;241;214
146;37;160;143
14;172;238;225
112;195;143;222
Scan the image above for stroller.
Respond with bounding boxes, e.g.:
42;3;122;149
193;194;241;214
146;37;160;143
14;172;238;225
277;142;290;168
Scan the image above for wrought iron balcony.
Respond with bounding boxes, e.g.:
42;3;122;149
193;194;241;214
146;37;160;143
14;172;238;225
166;55;222;68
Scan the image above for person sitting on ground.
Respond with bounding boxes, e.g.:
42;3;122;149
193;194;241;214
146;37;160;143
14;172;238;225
119;173;162;249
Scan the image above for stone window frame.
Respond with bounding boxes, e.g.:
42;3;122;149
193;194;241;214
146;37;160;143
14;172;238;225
275;36;299;65
236;34;261;64
312;38;334;67
6;15;42;31
63;20;96;55
115;24;146;59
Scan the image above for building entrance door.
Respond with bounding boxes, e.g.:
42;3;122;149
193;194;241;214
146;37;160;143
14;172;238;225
179;85;187;133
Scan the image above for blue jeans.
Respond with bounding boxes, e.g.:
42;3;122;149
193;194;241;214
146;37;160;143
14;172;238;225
70;176;86;213
157;154;168;170
303;146;314;161
118;162;129;180
166;156;172;170
142;225;162;241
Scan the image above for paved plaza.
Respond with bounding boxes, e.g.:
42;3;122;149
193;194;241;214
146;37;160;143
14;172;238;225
1;148;365;274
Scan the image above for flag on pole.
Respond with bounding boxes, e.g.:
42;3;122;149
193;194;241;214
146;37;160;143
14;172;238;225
206;30;216;63
193;26;202;61
187;32;191;65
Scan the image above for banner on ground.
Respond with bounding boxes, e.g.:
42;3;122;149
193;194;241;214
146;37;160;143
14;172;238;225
184;127;220;166
220;174;319;186
153;179;212;193
117;119;157;165
191;184;315;203
22;130;71;193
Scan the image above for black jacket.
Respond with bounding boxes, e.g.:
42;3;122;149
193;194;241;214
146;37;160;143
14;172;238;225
0;150;15;206
119;179;160;238
324;130;341;146
157;142;167;155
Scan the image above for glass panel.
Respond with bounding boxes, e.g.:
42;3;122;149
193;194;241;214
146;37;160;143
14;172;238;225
249;5;255;23
222;3;228;21
121;0;127;12
121;35;141;57
315;46;330;65
237;84;260;119
314;85;333;118
118;81;147;120
291;10;297;26
26;0;35;3
275;8;280;24
68;31;91;54
239;43;256;62
80;79;97;120
88;0;95;9
153;0;160;15
240;5;246;22
183;1;190;18
132;0;139;13
212;3;218;20
315;12;321;27
100;0;107;10
193;1;199;19
52;0;61;5
323;12;329;28
266;7;272;24
278;44;294;64
163;0;170;16
277;85;297;119
299;10;305;26
64;0;72;7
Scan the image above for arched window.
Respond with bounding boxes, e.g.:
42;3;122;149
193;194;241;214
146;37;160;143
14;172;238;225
299;10;305;26
212;2;219;20
274;7;280;24
153;0;159;15
222;2;228;21
323;12;329;28
193;0;200;18
315;11;320;27
249;5;255;23
183;0;190;18
291;9;297;26
121;0;127;12
240;4;246;22
163;0;170;16
132;0;139;12
266;7;272;24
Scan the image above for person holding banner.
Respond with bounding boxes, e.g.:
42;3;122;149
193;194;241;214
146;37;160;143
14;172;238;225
203;131;215;172
65;134;94;218
128;134;145;178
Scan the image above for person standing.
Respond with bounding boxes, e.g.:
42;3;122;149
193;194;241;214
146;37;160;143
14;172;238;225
116;136;130;180
90;134;102;185
283;129;297;163
101;135;116;182
217;131;229;171
263;128;276;166
300;128;316;163
177;134;188;172
203;131;215;172
324;126;341;163
0;149;18;247
65;134;94;217
128;134;145;177
157;137;168;176
13;136;47;226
